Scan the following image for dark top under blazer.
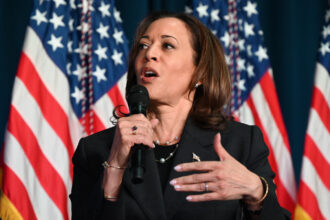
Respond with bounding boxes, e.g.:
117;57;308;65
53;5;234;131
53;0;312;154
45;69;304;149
70;118;290;220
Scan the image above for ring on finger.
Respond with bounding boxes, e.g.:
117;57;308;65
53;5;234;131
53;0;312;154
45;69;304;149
132;125;138;135
205;182;209;192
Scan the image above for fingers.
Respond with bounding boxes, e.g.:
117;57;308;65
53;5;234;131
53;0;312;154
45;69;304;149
174;161;222;172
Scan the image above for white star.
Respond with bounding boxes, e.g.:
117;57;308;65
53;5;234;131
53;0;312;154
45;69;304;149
53;0;66;8
94;44;108;61
72;64;87;80
66;62;71;75
243;1;258;17
67;40;73;52
69;19;74;31
74;43;88;55
247;63;255;77
49;12;65;30
113;28;124;44
237;58;245;71
71;86;85;104
185;6;193;14
322;25;330;38
255;46;268;62
47;34;64;51
223;14;229;21
244;22;255;37
31;9;47;26
96;23;109;39
98;1;111;17
224;54;231;65
238;39;245;50
114;7;122;23
220;32;231;48
247;45;253;57
319;42;330;56
78;0;94;14
77;22;89;33
70;0;76;9
196;3;209;18
325;9;330;22
111;49;123;65
93;65;107;83
237;79;246;91
211;29;217;35
211;9;220;22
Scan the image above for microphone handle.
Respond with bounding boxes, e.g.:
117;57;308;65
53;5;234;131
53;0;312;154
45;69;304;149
131;144;147;183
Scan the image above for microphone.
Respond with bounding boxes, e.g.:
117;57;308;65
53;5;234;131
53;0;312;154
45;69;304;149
127;85;149;183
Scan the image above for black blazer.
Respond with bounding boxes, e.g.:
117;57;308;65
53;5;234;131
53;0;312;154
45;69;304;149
70;118;290;220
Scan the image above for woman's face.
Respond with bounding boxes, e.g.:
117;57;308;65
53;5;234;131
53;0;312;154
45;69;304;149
134;17;196;106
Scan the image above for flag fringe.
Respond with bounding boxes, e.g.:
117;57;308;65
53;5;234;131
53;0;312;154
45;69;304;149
0;192;23;220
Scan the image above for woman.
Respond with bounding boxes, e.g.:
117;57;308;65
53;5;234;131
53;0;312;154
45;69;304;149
70;12;290;220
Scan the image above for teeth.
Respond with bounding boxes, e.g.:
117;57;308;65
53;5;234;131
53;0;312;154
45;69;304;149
145;70;157;77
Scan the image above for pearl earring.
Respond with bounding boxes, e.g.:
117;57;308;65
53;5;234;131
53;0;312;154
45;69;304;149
195;83;199;88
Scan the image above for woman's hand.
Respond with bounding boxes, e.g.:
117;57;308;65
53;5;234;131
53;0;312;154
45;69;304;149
170;133;264;204
102;114;158;200
108;114;159;167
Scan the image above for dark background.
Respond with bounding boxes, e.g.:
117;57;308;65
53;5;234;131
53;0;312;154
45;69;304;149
0;0;328;184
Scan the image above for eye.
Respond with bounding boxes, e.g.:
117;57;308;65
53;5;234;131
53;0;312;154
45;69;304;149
138;43;149;50
163;43;175;49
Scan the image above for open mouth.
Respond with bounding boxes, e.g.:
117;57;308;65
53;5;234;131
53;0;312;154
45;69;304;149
144;70;158;77
141;68;159;81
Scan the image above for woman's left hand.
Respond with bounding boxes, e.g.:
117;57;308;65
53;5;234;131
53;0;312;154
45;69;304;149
170;133;264;203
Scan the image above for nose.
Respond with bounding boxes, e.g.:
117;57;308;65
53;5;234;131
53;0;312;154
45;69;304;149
145;44;158;62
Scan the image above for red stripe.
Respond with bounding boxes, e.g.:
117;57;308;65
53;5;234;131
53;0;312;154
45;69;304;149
259;71;291;153
246;97;295;213
304;134;330;190
108;84;129;114
311;86;330;132
79;109;106;135
7;106;69;220
297;181;325;220
17;53;74;177
2;164;37;220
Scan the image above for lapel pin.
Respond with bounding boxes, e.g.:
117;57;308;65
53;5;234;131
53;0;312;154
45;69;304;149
192;152;201;162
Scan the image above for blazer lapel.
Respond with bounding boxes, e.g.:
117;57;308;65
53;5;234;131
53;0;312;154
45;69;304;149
123;148;167;220
163;118;219;219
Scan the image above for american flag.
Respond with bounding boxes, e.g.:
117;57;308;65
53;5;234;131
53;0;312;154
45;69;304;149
295;4;330;220
187;0;296;213
0;0;128;219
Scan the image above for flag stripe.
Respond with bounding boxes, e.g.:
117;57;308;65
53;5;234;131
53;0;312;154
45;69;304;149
2;164;37;220
108;83;128;112
314;63;330;107
311;86;330;132
17;52;74;177
259;70;291;152
246;97;295;211
250;73;296;202
297;182;325;220
4;131;64;220
7;106;69;220
300;157;330;219
307;108;330;163
11;77;72;190
304;134;330;190
23;27;83;149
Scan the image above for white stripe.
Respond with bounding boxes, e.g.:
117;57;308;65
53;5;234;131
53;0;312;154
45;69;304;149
315;63;330;107
250;81;296;201
94;92;115;129
118;72;128;106
307;108;330;163
301;157;330;219
4;131;64;220
236;101;255;125
22;26;83;149
11;77;72;193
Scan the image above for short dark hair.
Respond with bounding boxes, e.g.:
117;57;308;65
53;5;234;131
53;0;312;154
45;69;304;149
125;12;231;130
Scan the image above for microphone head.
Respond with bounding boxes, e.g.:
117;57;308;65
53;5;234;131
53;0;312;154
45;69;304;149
127;85;149;115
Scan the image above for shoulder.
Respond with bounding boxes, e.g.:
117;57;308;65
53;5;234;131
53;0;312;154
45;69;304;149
221;120;262;142
72;126;116;172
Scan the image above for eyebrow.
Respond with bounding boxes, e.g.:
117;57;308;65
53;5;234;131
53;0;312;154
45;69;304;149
140;35;179;44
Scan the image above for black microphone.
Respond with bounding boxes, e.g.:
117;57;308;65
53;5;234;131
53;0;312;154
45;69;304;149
127;85;149;183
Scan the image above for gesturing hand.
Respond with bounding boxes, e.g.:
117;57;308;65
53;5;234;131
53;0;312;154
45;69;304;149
170;133;264;203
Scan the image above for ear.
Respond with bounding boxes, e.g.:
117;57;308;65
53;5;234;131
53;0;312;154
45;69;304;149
213;133;230;161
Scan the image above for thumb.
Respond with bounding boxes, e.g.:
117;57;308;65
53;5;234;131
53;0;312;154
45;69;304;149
213;133;230;161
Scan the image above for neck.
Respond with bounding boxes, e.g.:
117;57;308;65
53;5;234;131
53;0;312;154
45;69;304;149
148;98;192;145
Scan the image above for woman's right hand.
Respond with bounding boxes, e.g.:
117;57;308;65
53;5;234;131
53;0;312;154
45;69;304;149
108;113;159;169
